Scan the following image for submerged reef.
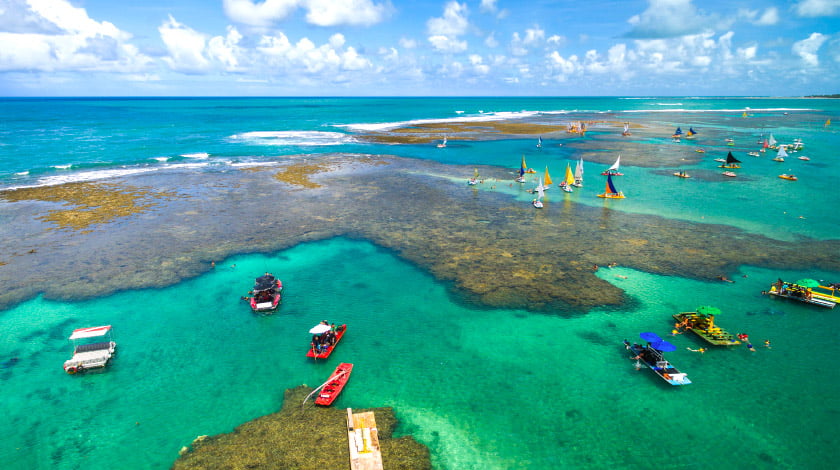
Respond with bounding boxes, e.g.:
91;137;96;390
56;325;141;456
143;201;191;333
1;153;839;313
172;385;430;470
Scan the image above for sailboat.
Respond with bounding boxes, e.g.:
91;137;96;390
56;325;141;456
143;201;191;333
559;163;575;193
537;136;543;148
601;155;623;176
516;157;526;183
622;122;631;136
718;151;742;169
572;157;584;187
672;127;683;140
543;166;553;189
436;135;447;148
760;139;768;153
468;167;479;185
742;111;748;118
826;119;831;127
533;178;545;208
773;147;788;162
597;173;625;199
768;134;778;149
686;127;697;138
673;170;690;178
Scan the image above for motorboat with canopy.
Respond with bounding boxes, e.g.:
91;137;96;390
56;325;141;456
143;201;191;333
249;273;283;312
63;325;116;374
624;332;691;386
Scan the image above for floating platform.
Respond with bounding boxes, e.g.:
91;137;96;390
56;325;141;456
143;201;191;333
347;408;383;470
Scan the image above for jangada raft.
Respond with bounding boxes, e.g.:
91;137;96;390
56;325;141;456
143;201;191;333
63;325;116;374
249;273;282;312
624;333;691;386
315;363;354;406
673;306;740;346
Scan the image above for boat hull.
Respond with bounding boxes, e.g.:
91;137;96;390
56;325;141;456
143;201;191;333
315;363;353;406
626;343;691;386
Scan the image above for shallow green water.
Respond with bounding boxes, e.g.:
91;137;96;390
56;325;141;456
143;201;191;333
2;238;837;469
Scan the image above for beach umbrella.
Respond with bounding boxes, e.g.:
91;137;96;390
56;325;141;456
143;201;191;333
795;278;819;288
309;324;331;335
696;306;721;316
639;332;662;343
650;340;677;352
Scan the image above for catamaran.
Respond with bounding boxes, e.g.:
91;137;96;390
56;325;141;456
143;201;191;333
601;155;623;176
718;151;741;169
572;157;584;187
597;173;625;199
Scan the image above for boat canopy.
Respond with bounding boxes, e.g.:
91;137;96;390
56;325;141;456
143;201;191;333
69;325;112;340
254;274;277;291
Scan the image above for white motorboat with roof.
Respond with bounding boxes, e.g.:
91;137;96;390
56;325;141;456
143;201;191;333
63;325;116;374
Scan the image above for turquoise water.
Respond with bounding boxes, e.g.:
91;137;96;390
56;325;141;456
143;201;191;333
1;97;840;469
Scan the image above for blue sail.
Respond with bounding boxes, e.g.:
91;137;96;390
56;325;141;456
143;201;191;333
606;174;619;194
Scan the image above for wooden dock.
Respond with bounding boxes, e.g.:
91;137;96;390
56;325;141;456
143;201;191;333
346;408;383;470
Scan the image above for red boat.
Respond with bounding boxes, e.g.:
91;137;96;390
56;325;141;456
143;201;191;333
315;363;353;406
249;273;282;312
306;324;347;359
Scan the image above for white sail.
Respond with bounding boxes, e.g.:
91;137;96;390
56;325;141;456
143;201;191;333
537;178;545;200
608;155;621;171
623;123;629;133
575;157;584;180
777;147;788;159
768;134;777;147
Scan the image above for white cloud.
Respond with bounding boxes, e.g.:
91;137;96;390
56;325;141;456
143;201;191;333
427;2;470;52
626;0;718;38
159;15;212;73
223;0;299;28
547;35;565;46
738;7;779;25
399;37;417;49
794;0;840;17
304;0;392;27
485;32;499;48
793;32;828;67
480;0;497;13
510;27;545;57
547;51;580;81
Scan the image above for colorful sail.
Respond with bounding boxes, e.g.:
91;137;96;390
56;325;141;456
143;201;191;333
826;119;831;127
672;127;683;137
564;163;575;187
544;166;553;186
520;155;527;177
687;127;697;137
768;134;777;147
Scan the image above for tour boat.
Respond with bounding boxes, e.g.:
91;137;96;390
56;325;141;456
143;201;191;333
673;307;740;346
766;280;838;309
307;324;347;359
249;273;282;312
624;333;691;386
63;325;116;374
315;363;354;406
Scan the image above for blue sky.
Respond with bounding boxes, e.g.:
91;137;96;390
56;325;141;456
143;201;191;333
0;0;838;96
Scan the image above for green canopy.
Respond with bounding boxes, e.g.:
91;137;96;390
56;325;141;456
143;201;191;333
696;306;721;316
795;278;819;288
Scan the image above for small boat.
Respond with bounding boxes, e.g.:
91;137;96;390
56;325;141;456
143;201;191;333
826;118;831;127
748;152;760;157
714;158;726;162
695;148;706;153
559;163;574;192
773;146;788;162
622;122;631;136
601;155;623;176
536;136;543;148
516;155;527;183
768;133;778;149
436;135;447;148
315;363;354;406
791;138;804;151
543;166;553;189
672;127;683;138
673;170;690;178
722;171;737;177
624;333;691;386
533;178;546;207
572;157;584;187
766;279;838;309
718;151;741;169
597;173;625;199
797;156;810;161
686;127;697;138
307;324;347;359
468;168;479;185
63;325;117;374
779;174;797;181
673;307;740;346
249;273;283;312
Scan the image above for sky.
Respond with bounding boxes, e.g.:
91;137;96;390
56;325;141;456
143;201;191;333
0;0;839;96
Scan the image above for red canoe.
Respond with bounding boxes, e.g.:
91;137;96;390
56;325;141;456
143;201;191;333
306;324;347;359
315;362;353;406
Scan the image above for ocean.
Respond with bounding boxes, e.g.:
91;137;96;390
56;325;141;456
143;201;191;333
1;97;839;469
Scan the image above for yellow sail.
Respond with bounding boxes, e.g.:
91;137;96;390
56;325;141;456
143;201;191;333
826;119;831;127
544;166;553;185
564;163;575;186
742;111;747;118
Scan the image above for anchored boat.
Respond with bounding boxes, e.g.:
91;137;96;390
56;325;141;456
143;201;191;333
249;273;282;312
624;333;691;386
673;306;740;346
766;279;838;309
315;363;354;406
63;325;116;374
307;323;347;359
597;173;625;199
718;151;741;169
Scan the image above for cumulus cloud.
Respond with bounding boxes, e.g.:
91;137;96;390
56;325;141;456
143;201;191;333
738;7;779;25
794;0;840;17
485;32;499;48
626;0;721;38
399;37;417;49
159;15;212;73
427;2;469;52
223;0;391;28
793;32;828;66
0;0;151;73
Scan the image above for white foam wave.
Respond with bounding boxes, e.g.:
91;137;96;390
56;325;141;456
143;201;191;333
230;131;351;146
622;107;815;113
152;157;169;162
52;164;72;170
181;152;209;159
8;167;159;190
14;171;29;176
655;102;683;106
340;110;543;132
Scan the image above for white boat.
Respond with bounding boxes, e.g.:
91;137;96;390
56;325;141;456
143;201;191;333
536;136;543;148
436;135;447;148
532;178;545;208
63;326;116;374
572;157;584;187
622;122;631;136
798;155;810;161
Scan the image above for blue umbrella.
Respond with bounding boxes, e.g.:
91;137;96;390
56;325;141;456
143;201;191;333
651;340;677;352
639;332;662;343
